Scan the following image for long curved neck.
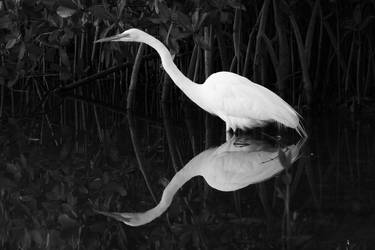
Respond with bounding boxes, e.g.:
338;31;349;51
138;164;197;225
141;33;201;101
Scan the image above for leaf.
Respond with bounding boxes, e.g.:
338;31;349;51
19;154;27;168
158;2;170;21
278;0;292;16
278;148;292;169
56;6;77;18
104;182;127;196
359;16;375;30
220;12;230;23
22;229;31;249
89;5;115;21
42;202;59;211
59;48;70;68
59;141;72;160
150;0;158;13
276;186;285;199
61;28;74;44
195;36;210;50
282;173;292;185
6;162;21;177
28;44;42;61
176;11;190;27
66;192;77;207
48;14;59;27
7;73;19;87
6;38;17;49
148;17;164;24
104;48;111;68
159;177;169;187
19;195;35;202
48;230;63;247
41;0;55;9
229;217;264;225
192;9;199;27
18;42;26;60
0;14;12;29
169;38;180;54
228;0;247;10
59;0;78;9
60;70;72;80
58;214;78;229
78;186;88;194
89;178;102;190
118;0;127;16
89;222;106;233
103;172;109;184
353;5;362;25
0;177;17;189
30;230;43;246
173;31;191;40
197;12;209;29
99;23;115;39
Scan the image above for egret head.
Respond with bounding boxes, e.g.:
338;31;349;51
95;28;145;43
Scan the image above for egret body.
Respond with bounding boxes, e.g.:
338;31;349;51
95;136;305;226
95;29;307;137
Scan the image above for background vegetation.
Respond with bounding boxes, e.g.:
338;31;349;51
1;0;375;118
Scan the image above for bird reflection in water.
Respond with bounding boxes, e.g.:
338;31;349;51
95;136;306;226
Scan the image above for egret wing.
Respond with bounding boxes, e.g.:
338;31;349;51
204;72;299;128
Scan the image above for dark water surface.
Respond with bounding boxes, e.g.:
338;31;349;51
1;107;375;250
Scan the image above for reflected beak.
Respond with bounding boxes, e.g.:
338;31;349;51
95;33;129;43
93;209;128;223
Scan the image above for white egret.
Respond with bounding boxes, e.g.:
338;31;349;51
95;136;305;226
95;29;307;137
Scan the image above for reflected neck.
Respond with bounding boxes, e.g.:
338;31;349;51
137;164;196;225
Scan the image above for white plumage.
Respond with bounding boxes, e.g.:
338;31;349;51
202;72;304;134
96;29;307;137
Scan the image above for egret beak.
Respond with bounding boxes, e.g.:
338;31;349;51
95;33;129;43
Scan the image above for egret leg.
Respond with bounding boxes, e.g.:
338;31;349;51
225;123;231;141
225;123;230;132
260;132;280;142
226;131;231;141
